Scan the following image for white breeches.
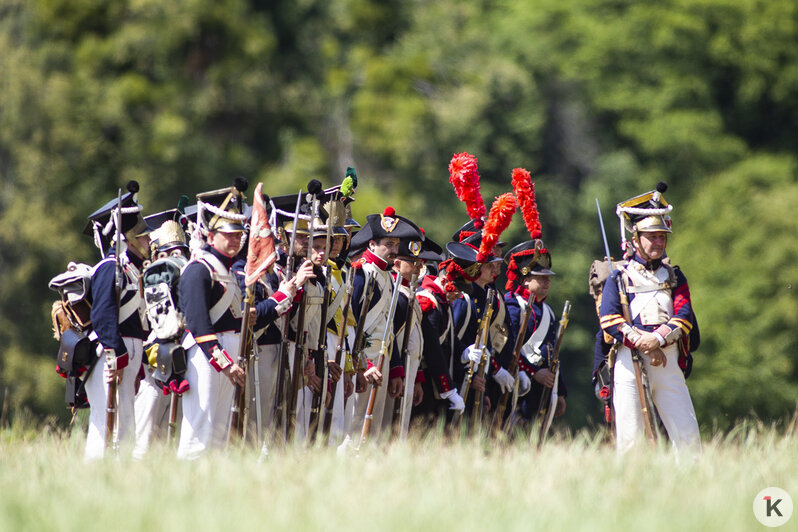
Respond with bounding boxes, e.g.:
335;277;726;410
177;332;238;460
84;337;143;461
613;343;700;457
347;347;391;442
245;343;280;443
133;367;172;459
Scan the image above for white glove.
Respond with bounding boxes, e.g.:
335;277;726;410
441;388;465;413
461;344;484;365
518;371;532;397
492;367;514;394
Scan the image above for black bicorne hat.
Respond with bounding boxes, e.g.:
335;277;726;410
397;231;444;262
83;180;151;253
349;207;423;249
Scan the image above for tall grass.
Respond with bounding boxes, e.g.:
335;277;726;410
1;418;795;532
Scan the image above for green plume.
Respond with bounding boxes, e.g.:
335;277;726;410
341;177;354;197
176;195;189;214
345;166;358;188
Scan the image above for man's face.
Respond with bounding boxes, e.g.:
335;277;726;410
523;274;551;303
394;258;422;281
291;234;308;257
309;237;327;266
635;231;668;260
330;235;345;259
477;261;501;285
208;231;244;257
369;237;400;262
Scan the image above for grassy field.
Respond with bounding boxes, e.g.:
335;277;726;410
1;417;796;532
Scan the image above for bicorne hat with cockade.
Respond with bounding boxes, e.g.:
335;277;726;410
397;228;445;263
83;180;152;256
349;206;424;249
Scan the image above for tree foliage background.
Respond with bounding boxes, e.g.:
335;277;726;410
1;0;796;430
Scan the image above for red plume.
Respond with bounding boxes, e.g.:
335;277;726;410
448;152;486;228
511;167;541;239
477;193;517;262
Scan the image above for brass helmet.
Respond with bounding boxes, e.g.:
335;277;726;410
196;177;249;233
616;181;673;236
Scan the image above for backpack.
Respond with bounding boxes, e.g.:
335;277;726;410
49;262;98;409
141;255;189;392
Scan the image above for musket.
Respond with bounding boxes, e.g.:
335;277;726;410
309;195;333;441
596;199;659;444
452;288;495;428
392;272;419;439
167;391;179;444
357;273;403;449
286;284;308;442
490;299;531;436
105;187;123;452
273;190;303;441
321;267;356;436
535;300;571;446
351;275;376;382
228;285;255;444
471;288;496;432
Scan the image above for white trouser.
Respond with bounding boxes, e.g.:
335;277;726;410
84;337;144;461
246;343;280;443
348;346;391;442
177;332;238;460
288;342;313;444
325;331;347;446
613;343;701;457
396;355;421;439
133;367;171;459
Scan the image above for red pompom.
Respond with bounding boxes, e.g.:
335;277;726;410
477;193;517;262
419;227;426;235
449;152;486;223
383;206;396;217
511;168;542;239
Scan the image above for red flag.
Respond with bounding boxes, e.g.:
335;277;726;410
245;182;277;287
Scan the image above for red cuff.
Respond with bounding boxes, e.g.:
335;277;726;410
623;337;636;349
389;366;405;380
209;349;233;372
116;352;129;370
414;369;426;385
655;324;672;343
272;290;288;303
293;288;304;303
437;374;452;393
490;358;500;374
518;359;536;375
366;358;375;370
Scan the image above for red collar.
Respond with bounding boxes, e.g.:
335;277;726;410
362;249;389;271
514;285;532;301
421;275;446;300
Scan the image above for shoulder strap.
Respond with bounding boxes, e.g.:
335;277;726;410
456;293;472;341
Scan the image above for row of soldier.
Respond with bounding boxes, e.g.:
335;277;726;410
50;155;701;461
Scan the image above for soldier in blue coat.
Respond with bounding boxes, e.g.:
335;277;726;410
504;240;567;425
82;180;152;460
599;184;700;456
176;179;251;459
